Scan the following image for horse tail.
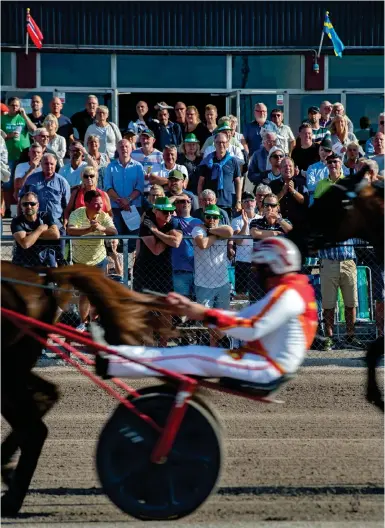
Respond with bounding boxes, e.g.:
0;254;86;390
46;264;178;346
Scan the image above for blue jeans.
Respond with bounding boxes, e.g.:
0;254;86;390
195;283;231;309
173;271;195;298
112;208;140;253
95;257;108;272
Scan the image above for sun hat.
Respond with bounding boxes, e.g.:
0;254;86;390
153;196;176;211
154;102;174;111
204;204;221;217
184;133;199;143
215;121;232;134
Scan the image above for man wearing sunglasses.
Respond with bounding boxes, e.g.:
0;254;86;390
11;191;60;267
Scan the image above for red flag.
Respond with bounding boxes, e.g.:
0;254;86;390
26;8;43;49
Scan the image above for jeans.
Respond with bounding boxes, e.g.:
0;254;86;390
173;271;195;298
195;283;231;309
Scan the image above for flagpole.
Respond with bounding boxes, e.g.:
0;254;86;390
25;8;30;55
317;10;328;58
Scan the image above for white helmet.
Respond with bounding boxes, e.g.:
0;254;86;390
251;237;301;275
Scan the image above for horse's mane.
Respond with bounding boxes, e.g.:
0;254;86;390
46;265;178;345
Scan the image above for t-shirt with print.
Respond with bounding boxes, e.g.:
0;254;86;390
191;225;229;288
171;216;201;272
231;213;262;263
68;207;114;265
1;114;30;161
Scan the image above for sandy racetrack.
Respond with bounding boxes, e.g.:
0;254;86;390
1;366;384;526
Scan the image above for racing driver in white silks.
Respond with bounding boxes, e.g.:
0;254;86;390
97;237;318;391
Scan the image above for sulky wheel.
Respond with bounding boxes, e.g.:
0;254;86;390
96;391;223;520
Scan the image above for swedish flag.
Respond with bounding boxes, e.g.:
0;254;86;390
323;11;345;57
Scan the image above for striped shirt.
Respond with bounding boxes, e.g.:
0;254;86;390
131;147;163;193
312;127;331;144
319;239;356;261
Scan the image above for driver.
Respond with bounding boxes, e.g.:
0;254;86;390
97;238;318;389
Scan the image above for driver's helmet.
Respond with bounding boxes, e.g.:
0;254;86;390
251;237;301;275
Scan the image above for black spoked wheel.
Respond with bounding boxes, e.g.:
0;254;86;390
96;392;223;520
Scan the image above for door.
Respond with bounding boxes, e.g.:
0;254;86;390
238;92;281;135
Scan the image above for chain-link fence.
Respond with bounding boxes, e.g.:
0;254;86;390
1;234;382;352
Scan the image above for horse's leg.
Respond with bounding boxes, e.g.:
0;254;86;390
366;336;384;412
1;374;59;487
1;373;57;516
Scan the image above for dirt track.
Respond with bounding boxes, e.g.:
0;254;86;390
1;366;384;526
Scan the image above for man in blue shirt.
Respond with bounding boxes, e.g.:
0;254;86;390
243;102;278;156
197;132;242;220
150;104;183;151
171;194;201;298
104;139;145;249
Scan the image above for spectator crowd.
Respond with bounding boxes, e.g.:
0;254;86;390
1;95;383;349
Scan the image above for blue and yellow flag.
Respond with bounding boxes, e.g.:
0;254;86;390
323;11;345;57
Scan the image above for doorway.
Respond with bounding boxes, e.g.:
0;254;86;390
118;93;227;130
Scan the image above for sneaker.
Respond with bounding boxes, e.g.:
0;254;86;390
345;336;364;350
322;337;334;351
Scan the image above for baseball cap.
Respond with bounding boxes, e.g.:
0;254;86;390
123;127;136;137
153;196;176;211
320;137;333;151
326;152;342;162
308;106;320;114
242;191;255;201
184;133;199;143
168;169;185;180
140;128;155;138
215;121;232;134
204;204;221;217
267;146;285;162
154;101;174;111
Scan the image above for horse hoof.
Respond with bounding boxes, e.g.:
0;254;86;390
1;462;16;487
1;492;23;517
366;391;384;412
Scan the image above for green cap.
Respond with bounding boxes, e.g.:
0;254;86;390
168;169;185;180
153;196;176;211
215;121;231;134
184;133;199;143
204;204;221;217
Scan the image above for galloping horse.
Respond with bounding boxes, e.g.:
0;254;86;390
1;262;177;515
289;165;384;412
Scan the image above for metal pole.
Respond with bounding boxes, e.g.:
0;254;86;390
317;32;325;58
122;239;129;287
26;32;29;56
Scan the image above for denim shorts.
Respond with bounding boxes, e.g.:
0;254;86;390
195;283;231;309
173;271;195;298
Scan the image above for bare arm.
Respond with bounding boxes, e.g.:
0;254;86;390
19;109;37;133
209;225;233;239
66;225;93;236
197;175;205;198
194;234;218;249
250;227;282;239
289;139;296;155
63;189;78;225
234;176;242;205
13;224;51;249
149;175;169;186
38;224;60;240
141;235;167;255
152;228;182;248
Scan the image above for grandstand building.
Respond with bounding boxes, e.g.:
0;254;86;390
1;1;383;131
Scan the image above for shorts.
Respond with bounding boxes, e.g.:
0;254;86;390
320;259;358;309
173;271;195;298
195;283;231;310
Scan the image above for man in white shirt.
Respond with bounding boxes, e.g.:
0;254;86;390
150;145;188;188
192;204;233;346
270;109;295;155
14;143;43;196
228;192;262;300
131;129;163;195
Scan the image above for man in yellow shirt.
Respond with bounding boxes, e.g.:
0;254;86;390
313;153;345;199
67;189;117;326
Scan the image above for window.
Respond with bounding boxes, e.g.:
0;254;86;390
1;52;12;86
41;53;111;87
232;56;302;89
117;55;226;89
346;94;384;134
329;55;384;89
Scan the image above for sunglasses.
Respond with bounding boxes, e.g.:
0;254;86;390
45;120;55;125
271;114;282;118
327;160;340;165
158;210;172;215
83;175;95;179
205;215;219;219
21;201;37;207
264;203;278;208
175;199;191;204
271;154;284;159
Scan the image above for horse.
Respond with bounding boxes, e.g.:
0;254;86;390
1;261;178;516
289;165;384;412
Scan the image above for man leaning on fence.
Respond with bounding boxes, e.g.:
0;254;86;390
11;191;60;267
192;204;233;347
